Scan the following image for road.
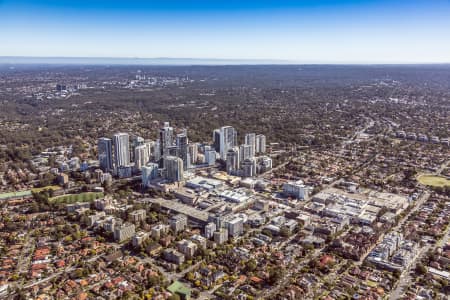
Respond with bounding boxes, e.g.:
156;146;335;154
389;245;430;300
435;159;449;175
386;157;449;299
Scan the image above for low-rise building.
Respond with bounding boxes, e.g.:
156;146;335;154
163;248;185;265
114;223;136;242
177;239;198;258
213;229;228;244
204;222;216;239
283;180;309;200
170;214;188;233
191;234;207;249
129;209;146;223
151;224;169;239
132;231;149;248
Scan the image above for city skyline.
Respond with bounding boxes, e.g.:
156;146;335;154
1;0;450;63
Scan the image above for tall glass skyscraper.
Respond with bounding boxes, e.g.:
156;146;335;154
98;137;113;171
113;133;130;168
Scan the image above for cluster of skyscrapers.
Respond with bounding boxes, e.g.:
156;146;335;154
213;127;268;177
98;123;269;186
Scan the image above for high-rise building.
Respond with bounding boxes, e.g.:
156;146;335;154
242;158;257;177
188;143;198;167
204;146;217;166
226;147;240;175
164;155;184;182
144;141;154;161
142;163;159;187
239;144;253;164
244;133;256;157
213;129;221;152
167;146;178;157
256;134;266;153
113;133;130;168
134;145;149;170
176;132;189;170
220;126;237;160
159;122;174;157
153;139;161;162
98;137;113;171
130;136;145;162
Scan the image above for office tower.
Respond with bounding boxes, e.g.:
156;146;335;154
213;129;221;152
164;155;184;182
219;126;237;160
144;141;154;161
244;133;256;157
153;139;161;162
141;163;159;187
188;143;198;167
134;145;149;170
242;158;257;177
256;134;266;153
98;137;113;171
113;133;130;168
176;132;189;170
204;146;217;166
130;136;145;162
167;145;178;157
159;122;174;157
225;147;240;175
239;144;253;164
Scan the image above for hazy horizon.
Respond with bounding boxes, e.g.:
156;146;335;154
1;0;450;63
1;56;450;66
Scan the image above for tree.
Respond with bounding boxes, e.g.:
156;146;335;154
268;266;284;285
246;259;257;272
416;263;427;275
280;227;290;238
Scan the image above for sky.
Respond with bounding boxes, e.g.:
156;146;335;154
1;0;450;63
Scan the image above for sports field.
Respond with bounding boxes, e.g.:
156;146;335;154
0;190;32;200
417;174;450;187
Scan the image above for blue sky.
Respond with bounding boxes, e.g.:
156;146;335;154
1;0;450;63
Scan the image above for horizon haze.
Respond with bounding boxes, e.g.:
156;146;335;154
1;0;450;64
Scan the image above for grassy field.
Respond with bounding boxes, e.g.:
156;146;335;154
49;192;104;204
417;174;450;187
31;185;61;193
0;190;32;200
